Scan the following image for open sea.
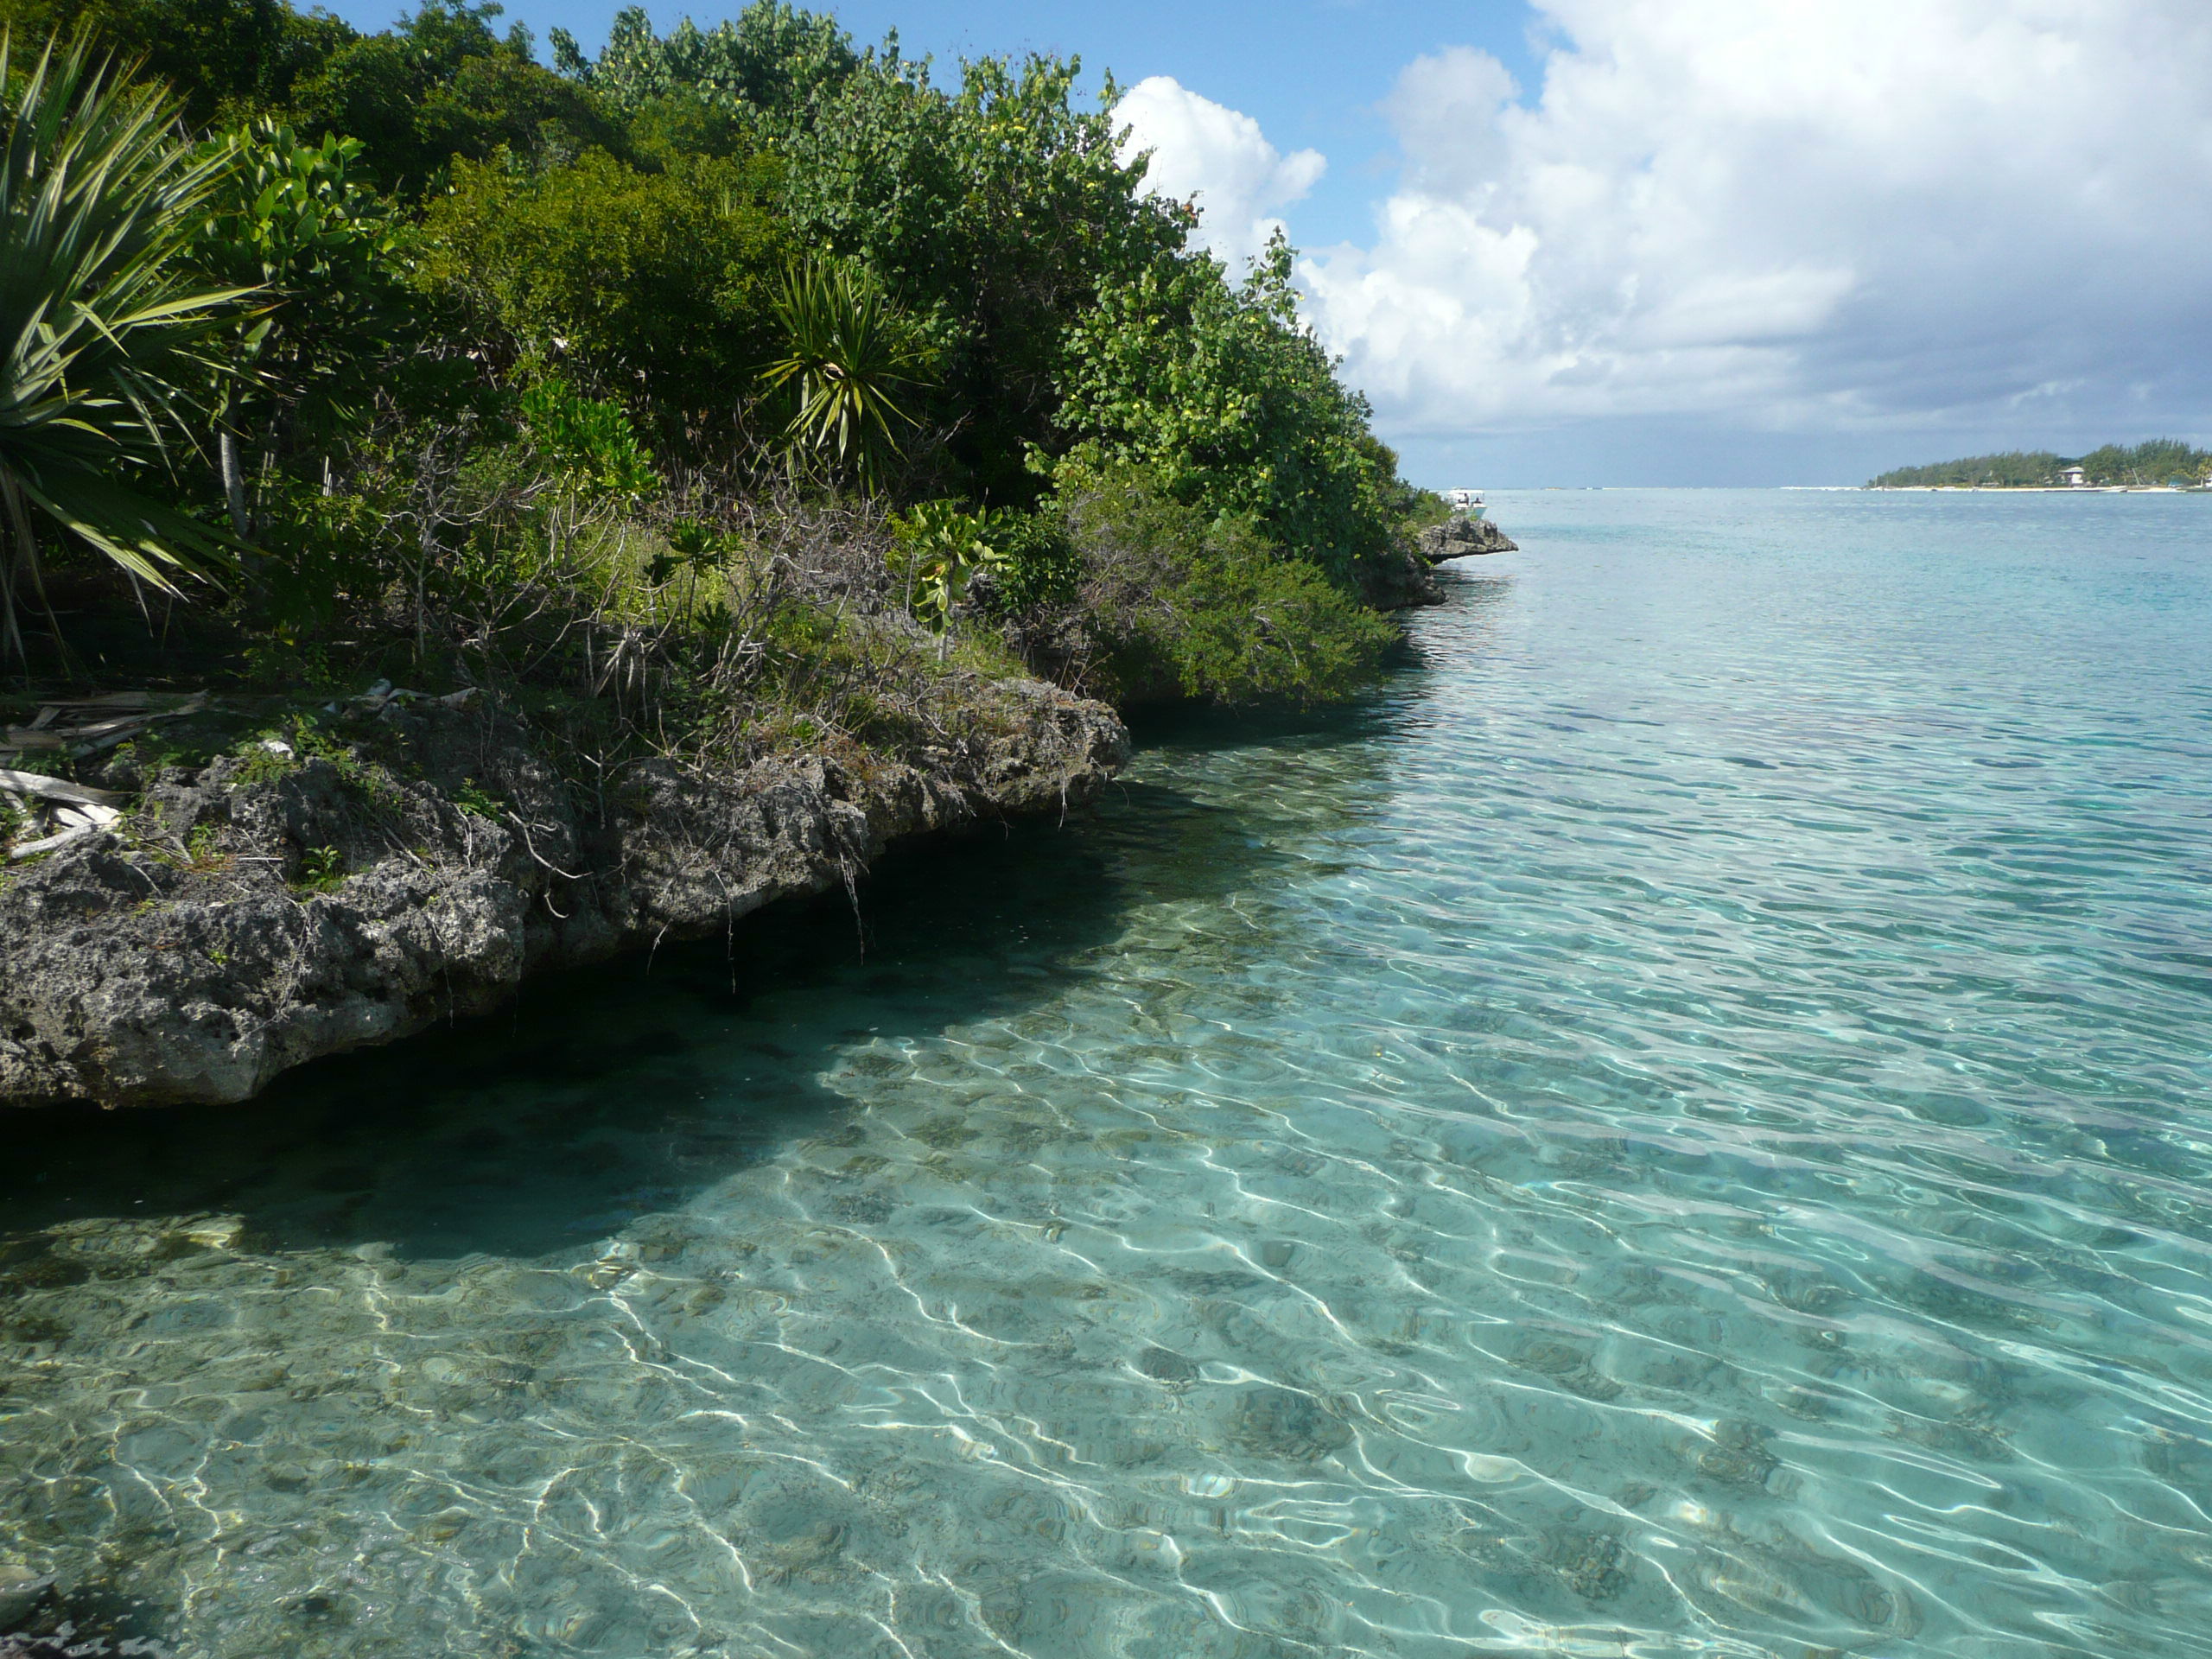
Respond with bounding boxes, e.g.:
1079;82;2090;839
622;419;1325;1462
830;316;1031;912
4;488;2210;1658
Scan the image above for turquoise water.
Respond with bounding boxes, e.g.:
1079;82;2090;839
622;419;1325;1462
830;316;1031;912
5;489;2212;1657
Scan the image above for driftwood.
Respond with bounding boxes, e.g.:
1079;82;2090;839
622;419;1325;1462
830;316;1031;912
0;768;126;809
0;695;204;863
1;768;124;861
3;691;210;757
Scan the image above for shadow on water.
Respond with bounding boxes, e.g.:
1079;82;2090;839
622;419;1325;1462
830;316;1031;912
1;716;1370;1262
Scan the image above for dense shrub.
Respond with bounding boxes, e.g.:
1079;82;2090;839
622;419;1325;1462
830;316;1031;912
555;6;1188;506
1055;235;1402;583
417;148;787;411
286;3;620;194
2;0;1440;720
1057;466;1394;705
0;0;349;127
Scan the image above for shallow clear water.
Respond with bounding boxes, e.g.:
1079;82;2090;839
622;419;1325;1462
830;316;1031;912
6;489;2212;1658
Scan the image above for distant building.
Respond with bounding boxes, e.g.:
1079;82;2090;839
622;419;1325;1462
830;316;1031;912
2059;466;2087;487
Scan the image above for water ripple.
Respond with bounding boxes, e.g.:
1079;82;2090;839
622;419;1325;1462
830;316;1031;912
5;491;2212;1656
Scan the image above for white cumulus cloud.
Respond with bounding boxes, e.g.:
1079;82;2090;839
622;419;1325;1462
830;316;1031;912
1113;75;1327;272
1283;0;2212;445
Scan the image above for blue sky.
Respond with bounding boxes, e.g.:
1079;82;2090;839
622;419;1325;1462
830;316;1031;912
322;2;2212;486
321;0;1545;251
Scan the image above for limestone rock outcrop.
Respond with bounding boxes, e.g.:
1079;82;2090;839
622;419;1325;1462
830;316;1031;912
0;683;1126;1109
1419;518;1518;562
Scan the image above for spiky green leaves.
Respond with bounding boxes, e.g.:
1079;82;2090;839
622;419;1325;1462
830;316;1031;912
0;33;257;660
762;258;933;492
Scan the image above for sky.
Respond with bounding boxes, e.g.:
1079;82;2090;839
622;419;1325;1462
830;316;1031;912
323;0;2212;486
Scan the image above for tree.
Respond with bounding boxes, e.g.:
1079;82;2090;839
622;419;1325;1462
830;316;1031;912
418;147;788;416
1055;232;1399;582
0;0;349;128
194;120;403;532
0;35;255;662
553;7;1189;504
775;52;1185;502
285;1;618;194
550;2;859;123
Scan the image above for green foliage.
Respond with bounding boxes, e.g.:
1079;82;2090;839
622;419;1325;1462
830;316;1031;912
248;473;389;632
198;119;397;312
764;259;934;489
550;2;858;123
232;730;298;782
556;9;1186;504
0;0;349;128
888;499;1080;630
109;723;212;772
1868;450;2063;487
974;508;1079;614
1172;537;1395;704
419;148;786;411
2;0;1415;718
625;88;750;164
776;52;1183;501
236;713;403;814
452;776;504;818
1060;464;1394;705
890;499;999;632
2069;439;2210;486
295;842;344;890
285;1;618;194
1054;232;1400;582
0;34;253;660
194;119;404;487
182;820;226;869
517;377;658;500
1367;433;1449;532
1870;441;2212;487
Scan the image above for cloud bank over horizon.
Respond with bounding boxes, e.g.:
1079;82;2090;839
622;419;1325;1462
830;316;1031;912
1116;0;2212;474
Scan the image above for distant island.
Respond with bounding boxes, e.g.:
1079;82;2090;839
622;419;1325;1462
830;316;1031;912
1869;439;2210;489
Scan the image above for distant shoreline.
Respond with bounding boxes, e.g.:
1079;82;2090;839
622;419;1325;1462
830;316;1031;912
1862;484;2203;493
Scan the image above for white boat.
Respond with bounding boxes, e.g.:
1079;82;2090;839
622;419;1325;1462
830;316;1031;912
1446;488;1485;519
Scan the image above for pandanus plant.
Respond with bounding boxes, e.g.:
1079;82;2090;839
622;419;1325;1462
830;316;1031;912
761;258;933;493
0;34;256;663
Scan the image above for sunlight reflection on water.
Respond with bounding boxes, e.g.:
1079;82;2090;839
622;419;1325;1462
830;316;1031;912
4;490;2211;1657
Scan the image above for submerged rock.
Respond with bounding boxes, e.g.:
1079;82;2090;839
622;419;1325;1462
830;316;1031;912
1228;1383;1351;1460
1135;1345;1200;1384
0;681;1126;1110
1419;517;1518;563
0;1566;49;1630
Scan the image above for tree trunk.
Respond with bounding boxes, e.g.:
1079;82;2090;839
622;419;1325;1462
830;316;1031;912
219;429;249;537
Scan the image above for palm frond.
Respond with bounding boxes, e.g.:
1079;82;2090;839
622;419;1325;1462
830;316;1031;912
1;30;257;661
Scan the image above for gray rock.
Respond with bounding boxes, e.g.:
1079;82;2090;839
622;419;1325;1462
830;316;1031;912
0;682;1127;1110
0;1564;51;1629
1418;517;1518;563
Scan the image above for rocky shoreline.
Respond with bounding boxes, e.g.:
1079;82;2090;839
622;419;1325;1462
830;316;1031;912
0;680;1125;1111
1418;517;1519;562
0;529;1485;1115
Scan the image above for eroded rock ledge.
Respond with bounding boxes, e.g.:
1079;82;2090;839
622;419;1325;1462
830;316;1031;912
1419;518;1519;562
0;680;1126;1109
